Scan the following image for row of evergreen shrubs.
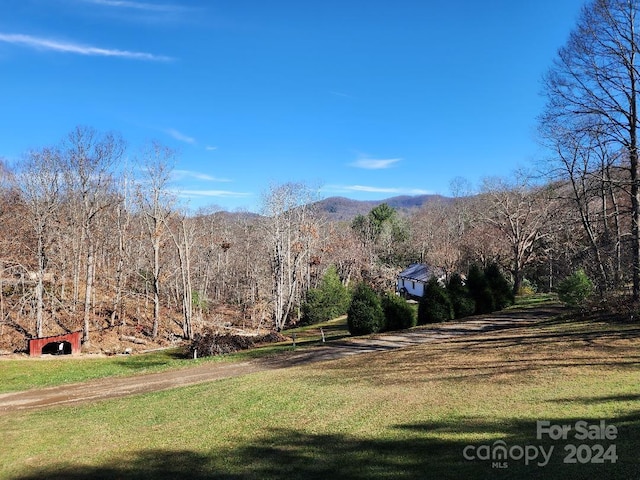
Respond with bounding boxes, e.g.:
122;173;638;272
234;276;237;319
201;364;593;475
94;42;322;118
301;262;516;336
304;262;596;338
347;283;416;335
348;263;515;336
300;266;416;335
418;263;515;324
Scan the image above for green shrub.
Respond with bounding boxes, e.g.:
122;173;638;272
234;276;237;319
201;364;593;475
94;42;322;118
347;282;385;335
466;263;514;314
300;289;325;325
418;277;454;324
301;266;351;325
446;273;475;319
381;293;416;331
466;264;494;314
556;269;593;307
485;263;514;310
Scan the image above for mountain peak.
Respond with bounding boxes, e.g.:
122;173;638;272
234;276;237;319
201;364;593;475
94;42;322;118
313;194;449;221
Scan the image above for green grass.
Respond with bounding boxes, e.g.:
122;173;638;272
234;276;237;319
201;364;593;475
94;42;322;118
0;295;553;394
0;347;231;393
283;315;350;342
1;302;639;479
0;347;254;394
0;319;351;394
510;292;559;308
0;348;174;393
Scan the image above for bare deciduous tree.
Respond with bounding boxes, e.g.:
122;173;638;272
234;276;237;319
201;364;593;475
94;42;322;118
166;212;196;339
137;141;176;339
262;182;317;331
110;170;134;327
18;148;62;338
542;126;624;291
541;0;640;298
480;172;551;294
410;197;470;276
62;126;125;343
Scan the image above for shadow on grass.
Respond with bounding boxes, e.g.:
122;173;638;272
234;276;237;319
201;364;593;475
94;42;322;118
9;411;640;480
252;307;578;371
549;393;640;404
113;348;191;369
300;315;640;387
114;360;172;370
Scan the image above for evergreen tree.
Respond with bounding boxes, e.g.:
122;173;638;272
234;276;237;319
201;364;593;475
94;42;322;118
466;264;494;314
418;277;454;324
557;270;593;307
446;273;475;319
485;263;514;310
301;266;350;325
382;293;416;331
347;282;385;335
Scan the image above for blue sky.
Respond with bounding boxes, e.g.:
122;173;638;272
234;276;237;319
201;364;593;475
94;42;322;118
0;0;585;211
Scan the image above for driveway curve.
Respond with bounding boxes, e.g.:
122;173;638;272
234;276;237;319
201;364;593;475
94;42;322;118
0;304;564;414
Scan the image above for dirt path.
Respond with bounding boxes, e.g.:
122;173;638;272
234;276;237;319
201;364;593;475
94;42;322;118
0;305;564;414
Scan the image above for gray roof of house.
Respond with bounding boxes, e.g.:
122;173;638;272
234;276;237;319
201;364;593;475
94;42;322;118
398;263;440;282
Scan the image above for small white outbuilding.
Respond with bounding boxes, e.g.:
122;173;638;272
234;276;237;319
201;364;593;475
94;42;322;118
396;263;445;298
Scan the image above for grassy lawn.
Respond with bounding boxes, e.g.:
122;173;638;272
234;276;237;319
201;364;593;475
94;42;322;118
0;317;350;394
0;316;352;394
0;296;549;394
0;348;216;393
1;303;639;479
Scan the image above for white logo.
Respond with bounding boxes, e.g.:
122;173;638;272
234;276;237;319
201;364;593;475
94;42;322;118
463;440;553;467
462;420;618;469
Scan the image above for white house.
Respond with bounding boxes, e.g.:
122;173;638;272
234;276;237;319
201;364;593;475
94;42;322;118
396;263;445;298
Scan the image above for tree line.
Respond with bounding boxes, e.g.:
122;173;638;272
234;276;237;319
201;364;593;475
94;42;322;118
2;0;640;350
0;128;631;352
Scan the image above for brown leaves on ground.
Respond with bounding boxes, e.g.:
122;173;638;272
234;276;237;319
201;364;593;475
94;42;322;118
190;330;288;358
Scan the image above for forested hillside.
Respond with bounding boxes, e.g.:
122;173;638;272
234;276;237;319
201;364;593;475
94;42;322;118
0;121;637;354
312;194;449;221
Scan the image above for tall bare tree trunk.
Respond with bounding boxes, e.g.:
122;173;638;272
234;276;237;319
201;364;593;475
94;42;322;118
169;217;194;340
137;141;176;339
83;238;94;343
35;236;45;338
110;198;129;326
152;227;161;339
628;8;640;299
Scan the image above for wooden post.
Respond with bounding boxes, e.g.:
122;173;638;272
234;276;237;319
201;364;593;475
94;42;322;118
292;333;296;349
320;328;325;343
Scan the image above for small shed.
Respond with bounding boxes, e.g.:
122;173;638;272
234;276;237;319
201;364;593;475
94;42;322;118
29;331;82;356
397;263;444;298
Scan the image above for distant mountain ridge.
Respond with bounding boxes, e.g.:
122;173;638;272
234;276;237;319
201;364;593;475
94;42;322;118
313;194;449;221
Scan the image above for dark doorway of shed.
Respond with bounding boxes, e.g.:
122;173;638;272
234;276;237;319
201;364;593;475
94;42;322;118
41;341;72;355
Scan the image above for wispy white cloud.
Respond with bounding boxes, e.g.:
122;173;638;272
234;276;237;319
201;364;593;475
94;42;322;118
349;156;401;169
164;128;196;144
205;145;218;151
326;184;432;195
78;0;197;26
173;169;231;182
0;32;171;61
82;0;186;13
178;189;252;198
330;90;354;99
